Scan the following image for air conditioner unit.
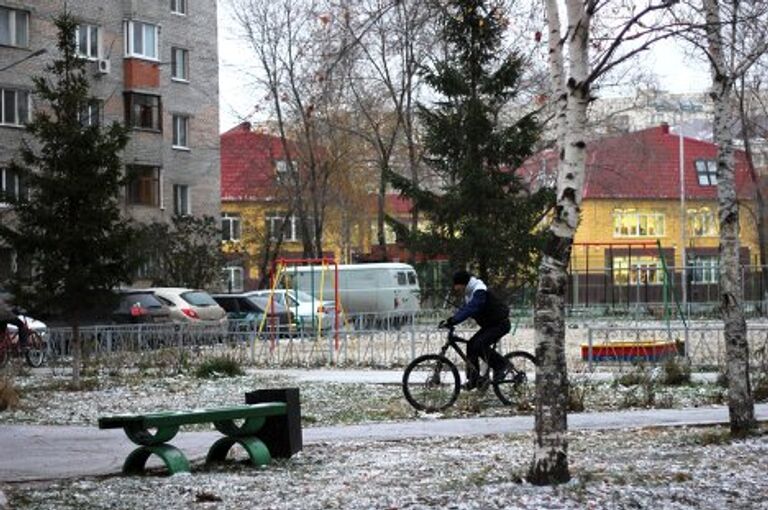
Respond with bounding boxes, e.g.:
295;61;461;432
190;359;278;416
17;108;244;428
96;58;111;74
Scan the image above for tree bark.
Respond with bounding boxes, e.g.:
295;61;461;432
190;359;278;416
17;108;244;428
703;0;756;435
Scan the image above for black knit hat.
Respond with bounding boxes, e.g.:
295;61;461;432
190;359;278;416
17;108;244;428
452;270;471;285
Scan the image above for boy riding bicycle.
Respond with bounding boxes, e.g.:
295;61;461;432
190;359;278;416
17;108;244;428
440;270;510;390
0;295;28;349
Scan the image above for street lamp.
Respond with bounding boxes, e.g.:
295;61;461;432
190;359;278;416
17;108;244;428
679;125;687;310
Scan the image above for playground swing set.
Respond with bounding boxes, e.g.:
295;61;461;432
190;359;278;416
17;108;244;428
580;240;688;363
256;258;345;349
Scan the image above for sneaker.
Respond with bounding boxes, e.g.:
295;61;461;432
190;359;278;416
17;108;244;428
462;381;477;391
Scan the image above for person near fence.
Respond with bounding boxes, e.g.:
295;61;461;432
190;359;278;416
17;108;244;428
0;295;28;349
440;270;510;389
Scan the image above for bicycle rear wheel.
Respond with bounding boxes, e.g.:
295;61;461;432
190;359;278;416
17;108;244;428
493;351;536;408
25;331;46;368
402;354;460;412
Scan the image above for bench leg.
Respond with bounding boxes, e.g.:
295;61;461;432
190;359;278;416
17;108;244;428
206;436;271;467
123;444;190;476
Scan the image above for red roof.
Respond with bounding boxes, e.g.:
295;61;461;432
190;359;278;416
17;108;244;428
521;125;755;200
220;122;289;201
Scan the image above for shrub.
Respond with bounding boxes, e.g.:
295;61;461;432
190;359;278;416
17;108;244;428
0;376;20;411
661;357;692;386
194;356;244;379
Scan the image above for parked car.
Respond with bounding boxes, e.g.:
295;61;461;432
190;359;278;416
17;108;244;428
112;290;173;324
246;289;340;331
211;293;295;335
144;288;228;328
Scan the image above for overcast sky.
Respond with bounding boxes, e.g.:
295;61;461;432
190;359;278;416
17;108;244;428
216;6;712;134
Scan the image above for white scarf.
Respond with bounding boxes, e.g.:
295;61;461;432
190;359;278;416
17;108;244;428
464;276;487;304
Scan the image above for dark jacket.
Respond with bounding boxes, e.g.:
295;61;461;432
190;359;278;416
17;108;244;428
451;277;509;328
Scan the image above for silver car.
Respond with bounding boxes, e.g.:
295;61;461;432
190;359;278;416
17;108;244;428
144;287;228;327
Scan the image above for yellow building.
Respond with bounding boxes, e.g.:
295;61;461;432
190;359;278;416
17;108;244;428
527;125;761;307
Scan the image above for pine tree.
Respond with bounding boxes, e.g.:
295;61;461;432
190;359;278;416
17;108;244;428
0;13;134;387
389;0;553;293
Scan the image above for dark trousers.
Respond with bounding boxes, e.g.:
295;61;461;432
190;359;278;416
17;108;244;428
466;319;511;383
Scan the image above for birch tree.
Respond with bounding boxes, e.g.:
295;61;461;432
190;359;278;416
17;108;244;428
531;0;682;485
690;0;768;434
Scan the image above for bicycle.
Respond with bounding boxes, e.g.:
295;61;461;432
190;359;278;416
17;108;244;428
402;324;536;412
0;319;47;368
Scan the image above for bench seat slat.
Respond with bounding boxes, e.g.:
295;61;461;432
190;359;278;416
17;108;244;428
98;402;287;430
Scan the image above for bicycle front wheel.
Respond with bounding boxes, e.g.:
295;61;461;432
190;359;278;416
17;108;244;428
25;331;46;368
402;354;460;412
493;351;536;408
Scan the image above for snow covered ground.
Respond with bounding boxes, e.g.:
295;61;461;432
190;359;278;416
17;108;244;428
4;426;768;509
1;367;767;509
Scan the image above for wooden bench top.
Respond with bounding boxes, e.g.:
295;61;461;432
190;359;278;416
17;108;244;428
98;402;287;430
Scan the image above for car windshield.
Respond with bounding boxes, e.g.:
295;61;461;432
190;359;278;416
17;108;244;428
181;291;217;307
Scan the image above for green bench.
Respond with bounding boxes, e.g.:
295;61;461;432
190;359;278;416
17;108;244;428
99;402;288;475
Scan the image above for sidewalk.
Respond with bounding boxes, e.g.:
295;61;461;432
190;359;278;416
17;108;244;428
2;403;767;483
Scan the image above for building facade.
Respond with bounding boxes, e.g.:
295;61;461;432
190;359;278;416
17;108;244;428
0;0;220;280
523;124;762;309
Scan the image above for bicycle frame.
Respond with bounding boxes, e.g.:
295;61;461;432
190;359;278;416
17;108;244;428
436;326;488;379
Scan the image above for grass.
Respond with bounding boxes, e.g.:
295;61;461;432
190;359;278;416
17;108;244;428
194;356;245;379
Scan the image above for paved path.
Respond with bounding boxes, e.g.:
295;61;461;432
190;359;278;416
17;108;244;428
2;403;767;483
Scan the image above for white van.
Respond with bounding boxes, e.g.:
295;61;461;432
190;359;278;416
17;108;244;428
286;263;421;324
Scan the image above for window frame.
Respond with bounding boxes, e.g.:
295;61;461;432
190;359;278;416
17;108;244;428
124;20;160;61
79;100;102;127
171;46;189;81
694;159;718;186
686;206;718;238
266;212;305;242
222;212;242;242
612;209;666;238
223;266;244;293
172;114;189;149
74;22;101;60
171;0;188;15
687;254;719;284
173;184;190;215
126;165;161;207
124;92;162;131
0;87;31;127
611;255;665;286
0;7;29;48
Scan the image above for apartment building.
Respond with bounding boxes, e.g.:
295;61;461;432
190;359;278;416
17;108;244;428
0;0;220;279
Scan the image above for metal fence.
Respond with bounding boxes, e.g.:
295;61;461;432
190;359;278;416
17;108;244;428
30;315;768;373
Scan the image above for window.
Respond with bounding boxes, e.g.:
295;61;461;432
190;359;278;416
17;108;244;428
75;23;100;59
173;184;189;215
695;159;718;186
687;207;718;237
172;114;189;148
688;255;719;284
125;20;159;60
275;160;295;183
1;167;25;203
612;256;664;285
171;0;188;15
266;213;307;242
396;272;407;285
223;266;244;293
1;88;30;126
124;93;162;131
79;100;102;127
613;209;665;237
222;213;242;241
0;7;29;47
126;165;161;206
171;47;188;80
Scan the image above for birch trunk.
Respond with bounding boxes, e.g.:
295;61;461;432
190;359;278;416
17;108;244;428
703;0;756;435
529;0;590;485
